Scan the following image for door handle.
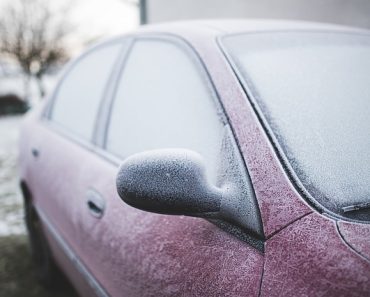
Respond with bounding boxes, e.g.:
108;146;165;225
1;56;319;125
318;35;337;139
86;189;105;218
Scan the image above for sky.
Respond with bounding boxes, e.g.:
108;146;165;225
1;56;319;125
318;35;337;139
65;0;139;54
71;0;139;40
0;0;139;55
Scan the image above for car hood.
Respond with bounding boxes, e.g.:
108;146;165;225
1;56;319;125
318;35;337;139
338;221;370;261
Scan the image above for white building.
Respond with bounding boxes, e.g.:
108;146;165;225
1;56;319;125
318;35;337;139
139;0;370;29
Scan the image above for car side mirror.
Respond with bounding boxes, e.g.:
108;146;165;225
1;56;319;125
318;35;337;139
116;126;263;238
116;149;223;217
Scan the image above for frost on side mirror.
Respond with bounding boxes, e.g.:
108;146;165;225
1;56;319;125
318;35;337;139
116;126;263;238
116;149;222;217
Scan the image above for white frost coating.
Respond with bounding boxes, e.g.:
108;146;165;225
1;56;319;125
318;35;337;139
117;125;263;236
217;125;263;236
107;39;223;183
225;32;370;212
51;43;122;140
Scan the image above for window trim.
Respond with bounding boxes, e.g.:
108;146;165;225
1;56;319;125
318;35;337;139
93;38;134;147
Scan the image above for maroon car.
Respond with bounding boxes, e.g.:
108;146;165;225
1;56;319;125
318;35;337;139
19;20;370;296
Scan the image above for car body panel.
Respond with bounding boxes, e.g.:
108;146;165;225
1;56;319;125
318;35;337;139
338;222;370;262
261;213;370;296
39;207;101;297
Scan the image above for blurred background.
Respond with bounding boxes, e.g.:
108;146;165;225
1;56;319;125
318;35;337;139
0;0;369;296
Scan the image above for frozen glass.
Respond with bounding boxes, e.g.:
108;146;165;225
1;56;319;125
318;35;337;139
51;43;122;141
223;32;370;217
107;40;224;182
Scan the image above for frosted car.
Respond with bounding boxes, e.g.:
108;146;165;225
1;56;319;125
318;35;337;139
19;20;370;296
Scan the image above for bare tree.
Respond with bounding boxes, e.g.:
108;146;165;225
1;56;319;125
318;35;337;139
0;0;73;100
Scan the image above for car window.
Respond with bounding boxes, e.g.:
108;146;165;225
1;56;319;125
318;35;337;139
106;39;224;182
222;32;370;219
50;42;122;141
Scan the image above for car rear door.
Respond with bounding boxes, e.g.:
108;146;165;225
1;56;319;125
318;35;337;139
29;40;125;296
77;35;265;296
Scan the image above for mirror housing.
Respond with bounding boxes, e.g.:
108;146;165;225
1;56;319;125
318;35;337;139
116;126;263;237
116;149;222;218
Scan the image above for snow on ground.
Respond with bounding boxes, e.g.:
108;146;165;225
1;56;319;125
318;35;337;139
0;115;26;236
0;74;59;104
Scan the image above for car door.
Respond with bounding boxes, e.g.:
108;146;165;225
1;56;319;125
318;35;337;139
28;40;124;295
77;36;265;296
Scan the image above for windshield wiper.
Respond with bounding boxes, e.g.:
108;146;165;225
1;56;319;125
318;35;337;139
342;202;370;213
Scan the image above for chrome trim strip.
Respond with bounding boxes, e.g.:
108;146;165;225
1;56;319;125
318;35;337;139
36;206;110;297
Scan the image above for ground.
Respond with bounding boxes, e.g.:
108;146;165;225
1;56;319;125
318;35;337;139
0;116;24;236
0;115;77;297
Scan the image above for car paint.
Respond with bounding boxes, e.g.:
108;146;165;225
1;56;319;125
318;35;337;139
262;213;370;296
19;20;370;296
339;221;370;261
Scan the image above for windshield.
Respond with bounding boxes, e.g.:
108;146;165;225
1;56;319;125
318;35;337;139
222;31;370;220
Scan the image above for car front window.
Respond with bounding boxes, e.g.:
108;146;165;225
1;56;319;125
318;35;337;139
222;31;370;220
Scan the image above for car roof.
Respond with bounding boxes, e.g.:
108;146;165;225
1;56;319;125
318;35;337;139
136;19;369;37
92;19;368;52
